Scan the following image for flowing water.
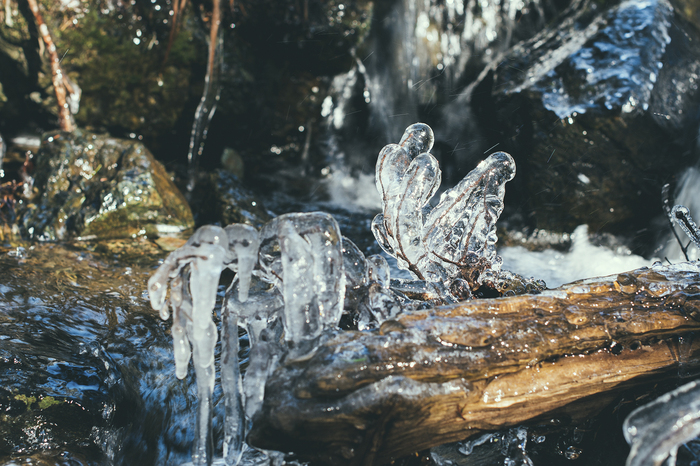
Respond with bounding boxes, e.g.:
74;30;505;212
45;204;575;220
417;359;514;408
3;0;699;464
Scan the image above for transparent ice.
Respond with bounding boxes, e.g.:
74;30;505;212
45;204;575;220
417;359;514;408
148;213;351;465
624;379;700;466
147;123;519;464
372;123;516;292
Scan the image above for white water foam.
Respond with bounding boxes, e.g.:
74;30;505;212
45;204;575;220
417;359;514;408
323;170;382;212
499;225;658;288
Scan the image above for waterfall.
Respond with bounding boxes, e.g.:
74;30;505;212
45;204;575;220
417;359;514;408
321;0;556;208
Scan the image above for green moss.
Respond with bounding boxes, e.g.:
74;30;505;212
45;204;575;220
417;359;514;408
37;396;59;410
13;394;36;411
55;8;201;138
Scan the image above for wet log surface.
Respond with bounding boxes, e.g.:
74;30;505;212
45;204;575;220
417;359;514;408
248;262;700;465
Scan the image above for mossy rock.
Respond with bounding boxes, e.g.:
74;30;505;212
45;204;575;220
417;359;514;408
0;0;203;155
19;130;193;241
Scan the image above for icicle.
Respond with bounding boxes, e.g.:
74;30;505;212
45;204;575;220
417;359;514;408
367;254;390;288
148;225;236;466
220;287;245;465
242;321;284;420
259;212;346;345
225;224;261;302
624;379;700;466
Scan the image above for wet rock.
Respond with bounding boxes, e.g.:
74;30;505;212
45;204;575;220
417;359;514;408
190;169;271;229
472;0;700;238
19;130;193;241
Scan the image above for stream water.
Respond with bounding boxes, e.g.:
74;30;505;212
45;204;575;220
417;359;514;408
0;189;677;466
2;0;700;464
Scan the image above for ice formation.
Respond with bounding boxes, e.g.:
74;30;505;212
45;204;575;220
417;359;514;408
624;379;700;466
672;205;700;251
372;123;516;291
148;212;355;465
147;123;521;464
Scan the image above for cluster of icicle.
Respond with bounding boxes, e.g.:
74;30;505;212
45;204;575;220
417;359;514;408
147;212;406;465
147;123;517;465
372;123;516;293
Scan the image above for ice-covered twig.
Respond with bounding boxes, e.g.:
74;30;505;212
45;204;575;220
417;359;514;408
624;379;700;466
373;123;516;290
662;184;690;261
672;205;700;254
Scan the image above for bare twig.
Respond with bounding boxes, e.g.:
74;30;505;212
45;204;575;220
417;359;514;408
662;183;690;261
25;0;74;132
672;205;700;255
162;0;188;68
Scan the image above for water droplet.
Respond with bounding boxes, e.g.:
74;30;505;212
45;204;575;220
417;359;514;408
565;446;582;460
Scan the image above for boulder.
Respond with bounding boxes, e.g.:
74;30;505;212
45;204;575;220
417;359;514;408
472;0;700;238
19;130;193;241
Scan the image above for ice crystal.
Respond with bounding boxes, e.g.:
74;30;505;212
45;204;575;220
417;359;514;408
147;124;522;464
372;123;516;290
148;212;351;465
624;379;700;466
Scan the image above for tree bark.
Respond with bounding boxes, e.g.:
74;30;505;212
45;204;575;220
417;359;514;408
248;263;700;465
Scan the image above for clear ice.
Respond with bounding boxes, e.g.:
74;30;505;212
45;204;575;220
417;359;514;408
147;123;518;464
672;205;700;252
624;379;700;466
148;212;349;465
373;123;516;290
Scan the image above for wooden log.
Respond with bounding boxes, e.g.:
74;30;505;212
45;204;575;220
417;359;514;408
248;263;700;465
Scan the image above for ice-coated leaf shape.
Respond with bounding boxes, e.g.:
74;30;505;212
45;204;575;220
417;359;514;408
374;123;436;255
624;379;700;466
423;151;515;282
372;123;515;286
258;212;346;343
373;124;441;279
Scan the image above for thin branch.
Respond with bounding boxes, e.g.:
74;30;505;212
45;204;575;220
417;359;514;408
162;0;188;68
662;183;690;261
25;0;74;132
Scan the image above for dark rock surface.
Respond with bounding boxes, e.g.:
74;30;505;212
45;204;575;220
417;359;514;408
19;130;193;241
191;169;271;229
472;0;700;239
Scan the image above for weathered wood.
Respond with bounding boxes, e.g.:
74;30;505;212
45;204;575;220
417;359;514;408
248;263;700;465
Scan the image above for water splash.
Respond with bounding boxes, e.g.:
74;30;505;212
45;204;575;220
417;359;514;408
500;225;656;288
